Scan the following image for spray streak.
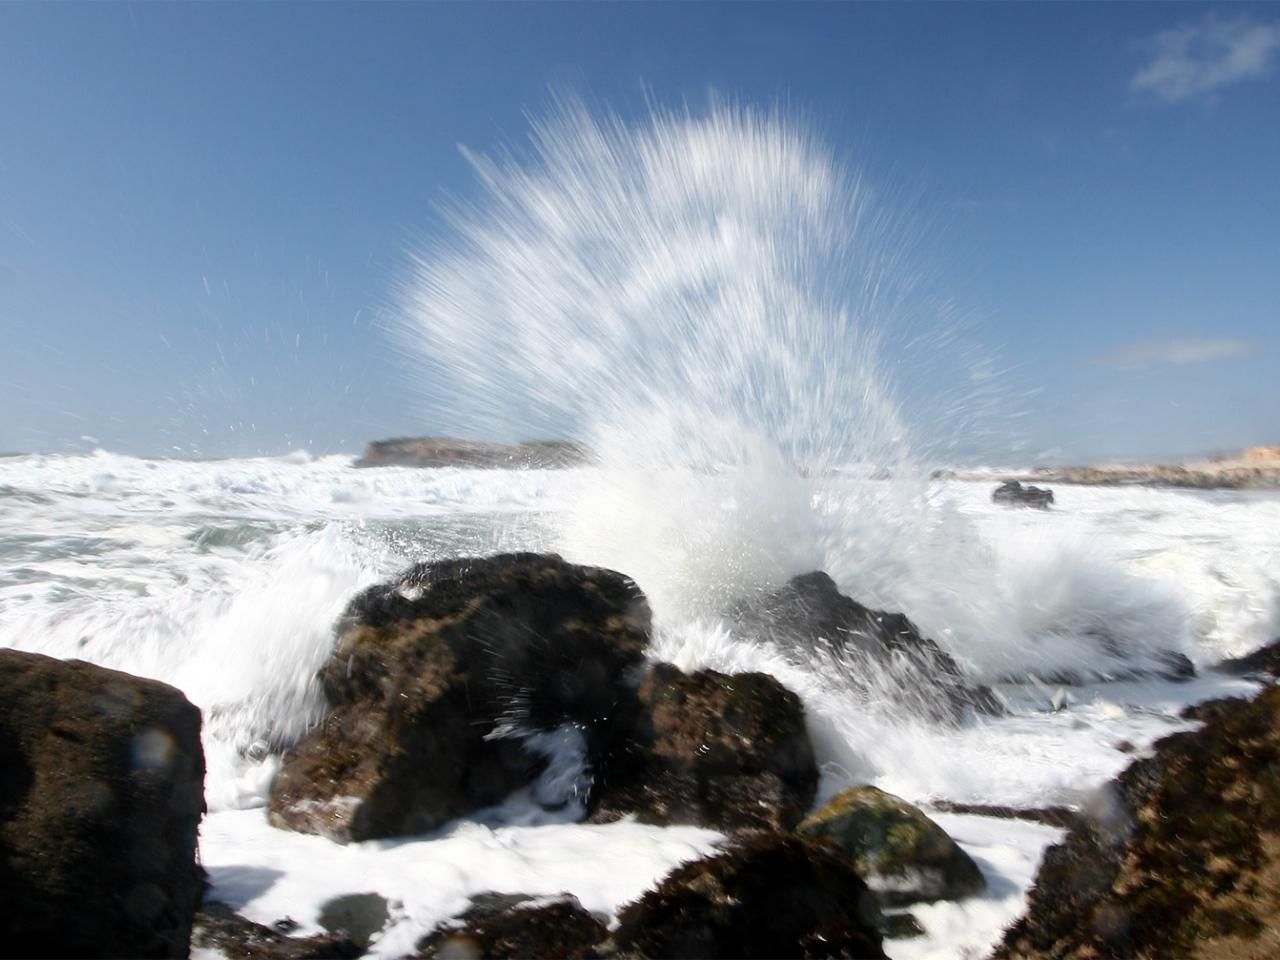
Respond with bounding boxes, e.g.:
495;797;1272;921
399;99;999;612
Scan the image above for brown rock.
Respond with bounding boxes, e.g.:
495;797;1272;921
416;893;607;959
589;663;818;833
0;650;205;958
613;832;887;959
268;553;650;842
192;902;362;960
997;685;1280;959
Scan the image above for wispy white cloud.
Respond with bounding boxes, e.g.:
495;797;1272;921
1132;15;1280;103
1092;337;1256;370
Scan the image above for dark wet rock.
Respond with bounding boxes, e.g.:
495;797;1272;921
0;649;205;959
193;902;362;960
1217;637;1280;680
355;437;588;469
416;892;607;959
269;553;650;842
613;832;887;959
731;571;1003;722
927;800;1083;831
992;480;1054;509
797;786;986;905
880;912;926;939
588;663;818;833
997;685;1280;960
317;892;390;949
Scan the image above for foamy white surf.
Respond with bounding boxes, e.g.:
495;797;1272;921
1;451;1275;956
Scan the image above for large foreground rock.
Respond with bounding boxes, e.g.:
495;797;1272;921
0;650;205;958
732;571;1002;722
998;684;1280;959
797;786;985;905
589;663;818;832
614;832;887;959
268;553;650;842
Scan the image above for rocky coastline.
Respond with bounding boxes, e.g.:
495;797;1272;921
946;445;1280;491
353;437;589;469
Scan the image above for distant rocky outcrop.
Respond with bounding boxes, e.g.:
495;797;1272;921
952;445;1280;491
992;479;1054;509
354;437;589;469
997;681;1280;959
796;786;986;906
0;650;205;959
588;663;819;833
730;571;1003;722
267;553;650;842
613;832;887;959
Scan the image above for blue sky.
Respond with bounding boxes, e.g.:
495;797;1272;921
1;2;1276;462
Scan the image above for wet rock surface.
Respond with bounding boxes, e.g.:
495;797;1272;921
992;479;1054;509
731;571;1002;722
1217;637;1280;680
998;684;1280;959
797;786;986;905
588;663;818;832
268;553;650;842
192;902;363;960
0;649;205;959
613;832;887;959
416;892;607;959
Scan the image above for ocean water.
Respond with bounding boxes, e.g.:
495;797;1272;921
1;450;1275;958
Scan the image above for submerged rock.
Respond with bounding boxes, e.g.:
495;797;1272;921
589;663;818;832
268;553;650;842
193;902;362;960
731;571;1002;722
0;649;205;959
317;893;391;950
797;786;986;905
997;684;1280;959
416;892;607;959
992;479;1055;508
613;832;887;959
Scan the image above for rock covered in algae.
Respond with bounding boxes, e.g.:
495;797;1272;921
268;553;651;842
0;649;205;959
588;662;819;832
997;683;1280;960
796;785;986;905
613;832;887;959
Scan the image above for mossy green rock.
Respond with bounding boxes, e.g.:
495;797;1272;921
796;785;986;905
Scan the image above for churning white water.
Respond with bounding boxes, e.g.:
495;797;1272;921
3;103;1278;957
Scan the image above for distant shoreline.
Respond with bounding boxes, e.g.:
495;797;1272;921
943;445;1280;491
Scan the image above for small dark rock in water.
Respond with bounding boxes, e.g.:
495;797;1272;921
588;663;818;832
268;553;650;842
317;892;390;948
880;912;927;939
416;892;607;959
0;649;205;959
731;571;1003;722
193;902;362;960
797;786;986;905
992;479;1054;509
614;832;887;959
927;800;1082;830
997;685;1280;959
1216;637;1280;679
